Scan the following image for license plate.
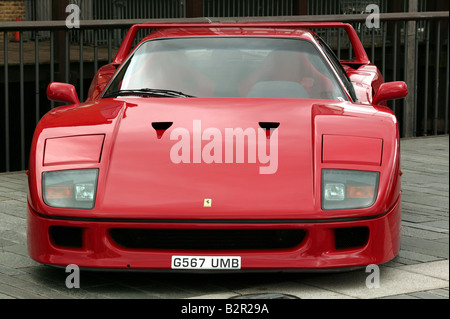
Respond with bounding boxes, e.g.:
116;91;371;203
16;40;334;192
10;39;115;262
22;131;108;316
171;256;241;270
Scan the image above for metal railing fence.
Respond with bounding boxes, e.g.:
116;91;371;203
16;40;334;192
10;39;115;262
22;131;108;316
203;0;295;17
0;12;448;172
24;0;187;44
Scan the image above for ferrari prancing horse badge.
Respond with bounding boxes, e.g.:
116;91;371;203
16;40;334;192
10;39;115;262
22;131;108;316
203;198;212;207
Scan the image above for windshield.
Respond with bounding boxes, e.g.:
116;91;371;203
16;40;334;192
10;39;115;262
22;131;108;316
104;37;348;100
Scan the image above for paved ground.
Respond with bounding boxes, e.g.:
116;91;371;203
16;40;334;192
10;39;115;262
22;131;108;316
0;136;448;299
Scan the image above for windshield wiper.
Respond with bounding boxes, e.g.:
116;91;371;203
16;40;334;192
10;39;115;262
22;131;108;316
102;88;195;99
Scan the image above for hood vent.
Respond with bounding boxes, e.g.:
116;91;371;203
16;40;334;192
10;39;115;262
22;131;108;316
151;122;173;139
259;122;280;139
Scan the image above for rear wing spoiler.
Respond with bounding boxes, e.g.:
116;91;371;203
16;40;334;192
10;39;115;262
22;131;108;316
112;22;370;66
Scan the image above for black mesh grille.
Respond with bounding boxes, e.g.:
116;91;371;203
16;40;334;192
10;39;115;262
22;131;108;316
49;226;83;248
334;227;369;250
109;229;306;250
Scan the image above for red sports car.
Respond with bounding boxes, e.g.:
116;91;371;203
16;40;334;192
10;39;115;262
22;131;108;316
27;22;407;271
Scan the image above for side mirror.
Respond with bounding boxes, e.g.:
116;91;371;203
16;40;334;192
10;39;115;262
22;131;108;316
372;81;408;106
47;82;80;105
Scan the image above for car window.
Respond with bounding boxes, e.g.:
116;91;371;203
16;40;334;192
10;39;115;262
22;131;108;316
104;37;349;101
316;36;358;102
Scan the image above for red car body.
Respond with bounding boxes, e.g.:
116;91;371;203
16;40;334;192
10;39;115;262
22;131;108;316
27;23;407;271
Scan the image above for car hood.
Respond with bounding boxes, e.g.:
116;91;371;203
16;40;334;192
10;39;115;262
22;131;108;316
98;97;317;219
32;97;398;220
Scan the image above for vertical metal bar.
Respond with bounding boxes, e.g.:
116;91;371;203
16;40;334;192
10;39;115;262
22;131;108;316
371;25;375;62
413;22;419;137
94;29;98;73
3;32;10;172
19;31;25;170
433;21;440;135
108;29;112;63
35;31;40;125
79;30;84;102
445;22;449;134
404;0;419;137
348;30;353;60
65;30;70;84
153;0;156;18
392;22;398;113
50;31;55;109
423;20;430;136
382;21;387;78
403;21;408;137
360;22;365;48
337;28;341;60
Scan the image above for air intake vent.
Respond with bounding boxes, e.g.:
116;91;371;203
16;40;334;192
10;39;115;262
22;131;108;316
334;227;369;250
49;226;83;248
109;229;306;250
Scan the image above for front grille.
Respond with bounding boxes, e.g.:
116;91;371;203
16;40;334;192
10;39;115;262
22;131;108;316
109;229;306;250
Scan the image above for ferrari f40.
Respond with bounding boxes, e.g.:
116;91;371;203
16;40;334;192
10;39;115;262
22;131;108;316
27;22;407;271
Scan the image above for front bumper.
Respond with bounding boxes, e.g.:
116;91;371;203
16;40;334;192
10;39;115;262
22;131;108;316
27;196;401;270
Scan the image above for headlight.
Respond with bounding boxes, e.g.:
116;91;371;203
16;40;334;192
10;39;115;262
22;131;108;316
321;169;379;210
43;169;99;209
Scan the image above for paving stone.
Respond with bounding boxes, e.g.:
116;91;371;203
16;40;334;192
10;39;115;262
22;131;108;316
408;291;448;299
0;272;74;299
397;250;442;263
0;283;46;299
0;251;37;269
436;237;449;244
422;220;449;231
401;226;448;240
379;294;419;299
0;238;16;248
426;289;449;298
402;221;449;234
397;260;449;281
402;214;437;223
0;292;14;299
401;237;449;259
